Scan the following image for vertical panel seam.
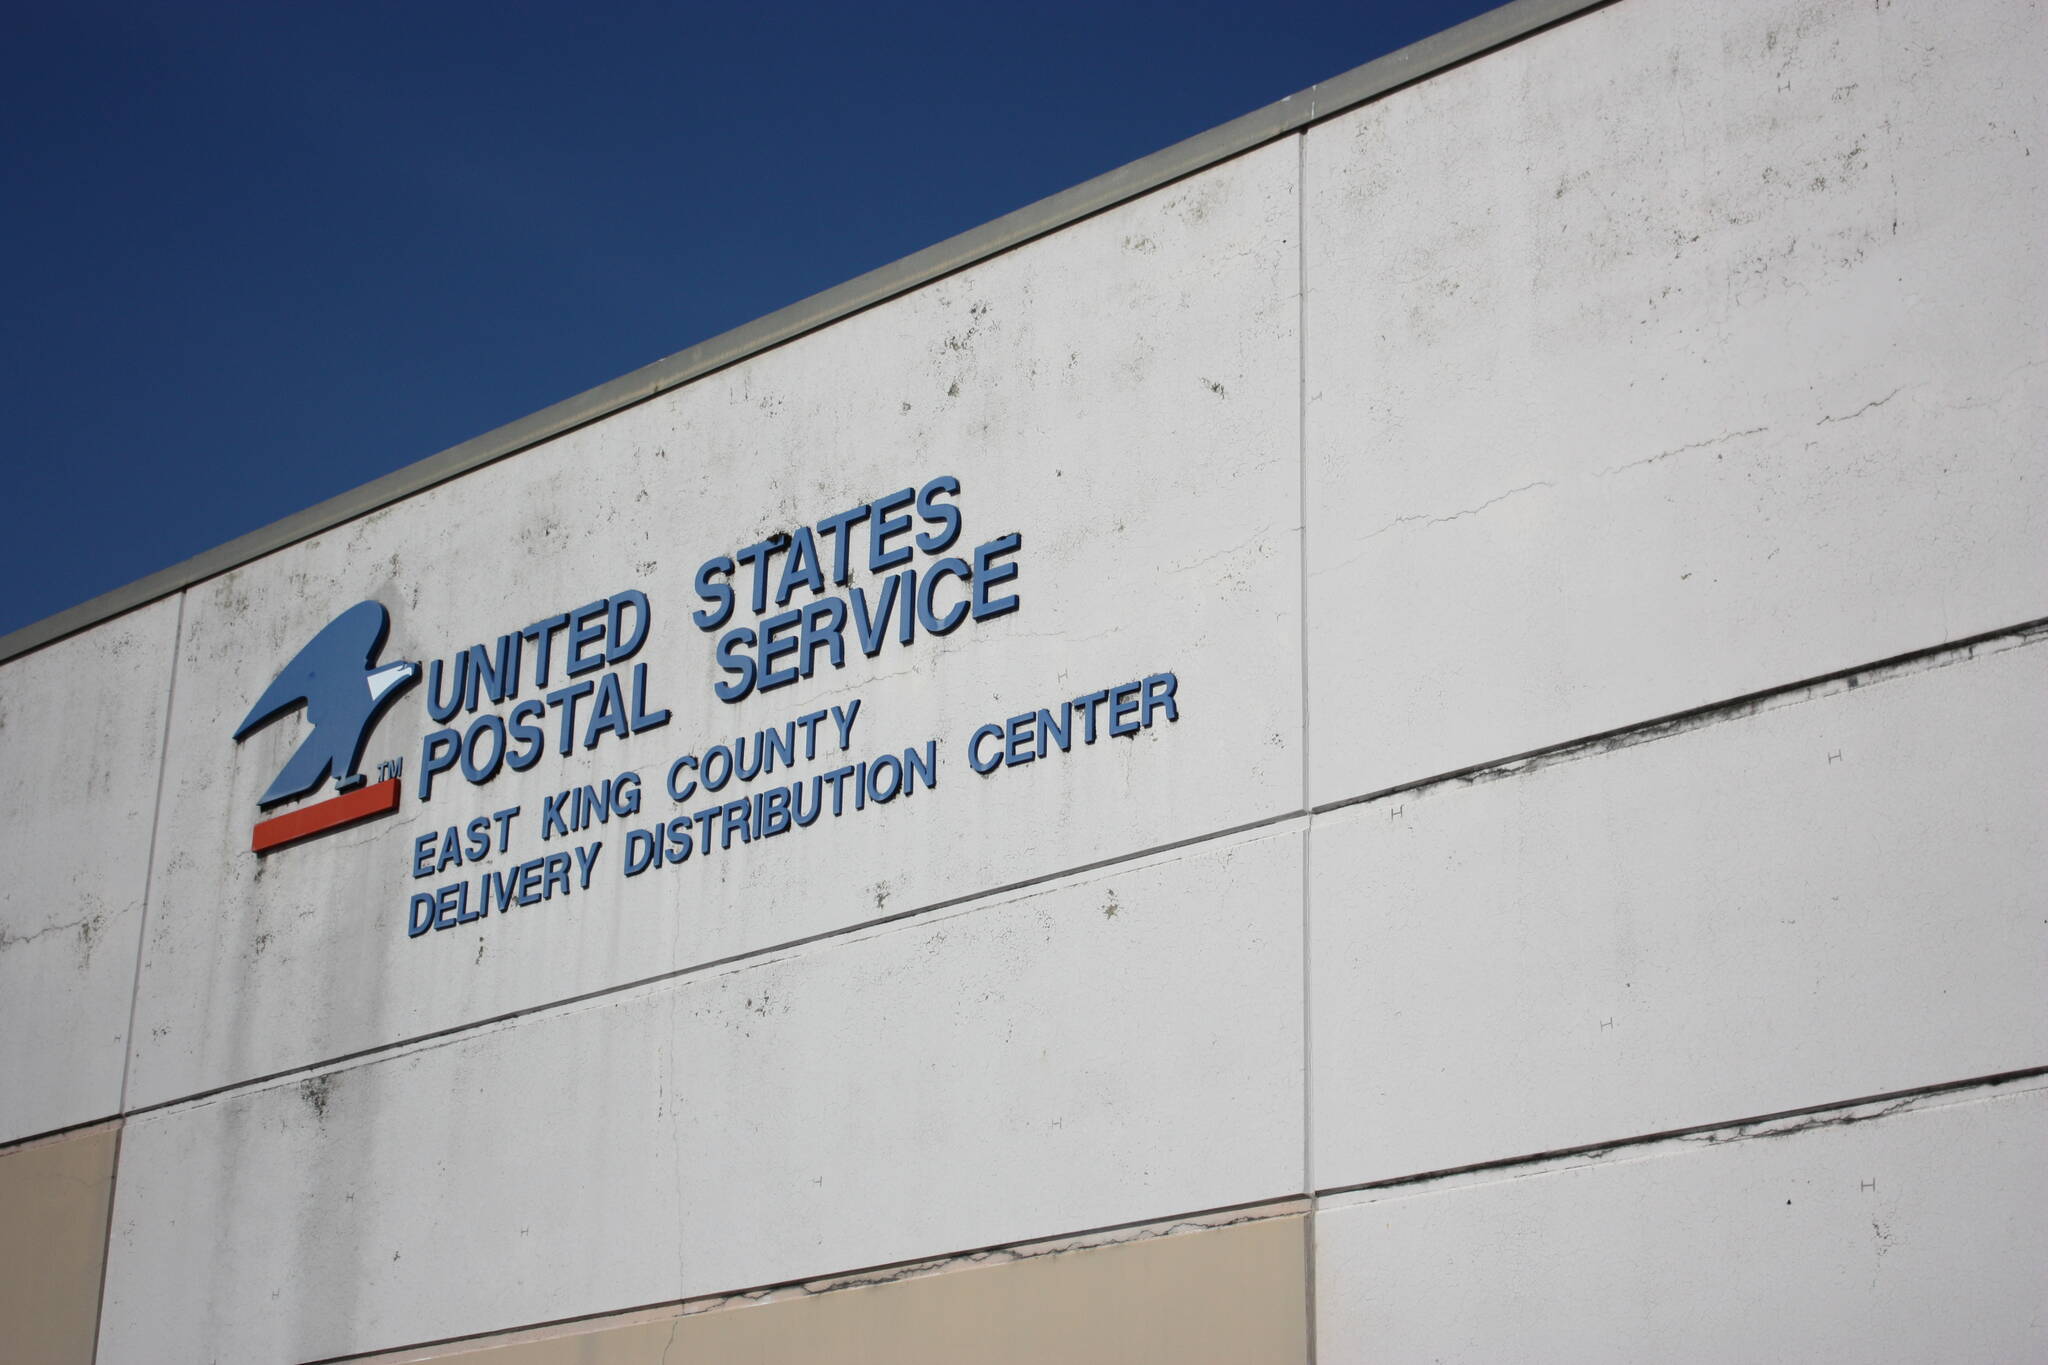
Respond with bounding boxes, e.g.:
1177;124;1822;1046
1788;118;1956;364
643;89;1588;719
116;590;182;1115
1295;124;1319;1365
97;588;184;1363
87;1121;125;1365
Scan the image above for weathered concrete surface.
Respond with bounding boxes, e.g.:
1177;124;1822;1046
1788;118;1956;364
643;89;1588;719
0;596;178;1142
98;829;1304;1364
124;138;1302;1113
1304;0;2048;803
1311;631;2048;1190
1315;1077;2048;1361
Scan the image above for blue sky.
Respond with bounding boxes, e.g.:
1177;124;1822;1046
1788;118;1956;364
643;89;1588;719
1;0;1497;638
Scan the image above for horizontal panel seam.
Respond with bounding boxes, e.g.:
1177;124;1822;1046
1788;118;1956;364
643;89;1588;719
1312;1065;2048;1200
1312;612;2048;816
302;1193;1312;1364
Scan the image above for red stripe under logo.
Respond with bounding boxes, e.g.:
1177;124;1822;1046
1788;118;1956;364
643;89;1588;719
251;778;401;854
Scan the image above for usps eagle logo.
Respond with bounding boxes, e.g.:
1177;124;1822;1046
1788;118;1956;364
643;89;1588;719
233;600;418;852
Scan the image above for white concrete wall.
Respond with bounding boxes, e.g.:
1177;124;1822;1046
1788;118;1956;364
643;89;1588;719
0;596;179;1143
1303;0;2048;803
124;136;1302;1110
1310;632;2048;1189
1315;1078;2048;1362
98;829;1303;1364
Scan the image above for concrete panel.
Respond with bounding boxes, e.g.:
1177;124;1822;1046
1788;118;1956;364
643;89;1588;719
1310;633;2048;1190
125;138;1302;1111
0;1124;120;1365
0;597;179;1142
1304;0;2048;802
98;829;1304;1364
375;1215;1308;1365
1314;1078;2048;1362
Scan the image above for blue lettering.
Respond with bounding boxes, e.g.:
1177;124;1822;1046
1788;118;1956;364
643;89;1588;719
692;557;736;631
546;679;595;755
1038;703;1071;757
419;729;459;800
917;560;970;634
849;576;899;657
1109;682;1143;737
914;475;962;553
564;599;608;678
541;791;570;840
903;739;938;793
714;627;757;703
1004;712;1035;766
761;786;791;836
436;825;463;873
757;609;802;691
506;699;547;771
734;535;786;617
667;754;698;803
816;504;870;585
869;486;917;571
868;753;903;803
627;662;671;732
426;656;465;724
582;671;631;748
624;827;657;877
520;613;570;687
971;532;1023;620
799;599;847;678
1143;672;1179;726
968;723;1003;774
775;527;826;606
606;591;650;663
461;714;506;784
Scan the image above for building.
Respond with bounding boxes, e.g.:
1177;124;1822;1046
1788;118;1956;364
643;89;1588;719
2;0;2043;1359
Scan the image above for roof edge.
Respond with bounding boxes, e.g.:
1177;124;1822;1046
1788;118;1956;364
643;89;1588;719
0;0;1608;665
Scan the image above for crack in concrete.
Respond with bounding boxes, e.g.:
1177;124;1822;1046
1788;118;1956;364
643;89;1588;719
1815;385;1909;425
1591;426;1769;478
0;909;105;953
1316;478;1560;578
1161;530;1272;576
1357;480;1557;544
1683;1096;1919;1146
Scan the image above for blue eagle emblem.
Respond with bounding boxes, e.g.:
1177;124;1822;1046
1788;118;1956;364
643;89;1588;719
233;601;419;807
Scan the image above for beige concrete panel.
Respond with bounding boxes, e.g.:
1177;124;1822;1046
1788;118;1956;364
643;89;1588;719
402;1215;1308;1365
0;1123;120;1365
